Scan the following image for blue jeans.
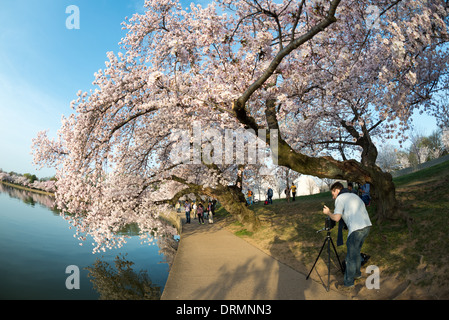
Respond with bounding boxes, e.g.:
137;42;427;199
185;211;191;223
344;226;370;286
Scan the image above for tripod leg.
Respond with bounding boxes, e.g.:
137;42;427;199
329;236;344;274
306;237;328;280
327;235;331;291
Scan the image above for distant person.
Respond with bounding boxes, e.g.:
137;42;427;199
291;183;297;201
197;203;205;225
267;187;273;204
192;202;197;219
347;182;357;194
184;201;191;224
207;201;214;224
204;202;209;220
323;182;372;288
284;185;290;202
247;190;253;205
360;183;371;206
211;199;217;215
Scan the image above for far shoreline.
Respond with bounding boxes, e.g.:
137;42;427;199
0;181;55;197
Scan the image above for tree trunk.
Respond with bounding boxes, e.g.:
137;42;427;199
364;165;399;222
275;138;399;221
214;185;261;232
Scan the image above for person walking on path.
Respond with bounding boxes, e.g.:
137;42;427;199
192;202;197;219
284;186;290;202
184;200;191;224
247;190;253;205
207;201;214;224
291;183;297;201
197;203;205;224
323;182;372;288
267;187;273;204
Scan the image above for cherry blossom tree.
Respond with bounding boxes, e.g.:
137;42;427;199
224;0;449;220
31;180;56;193
32;0;449;251
0;171;13;183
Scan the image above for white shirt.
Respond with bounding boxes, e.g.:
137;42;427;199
334;192;372;237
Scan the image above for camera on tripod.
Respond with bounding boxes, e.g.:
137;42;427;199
325;216;336;230
317;216;336;233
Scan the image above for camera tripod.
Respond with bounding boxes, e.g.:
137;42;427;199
306;226;344;292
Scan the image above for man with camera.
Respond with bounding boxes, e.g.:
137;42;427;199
323;182;372;288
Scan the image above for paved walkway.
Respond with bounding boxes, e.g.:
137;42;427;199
161;215;346;300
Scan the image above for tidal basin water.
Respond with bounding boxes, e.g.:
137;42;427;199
0;184;171;300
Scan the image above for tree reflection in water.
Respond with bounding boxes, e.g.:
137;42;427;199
0;183;57;212
86;254;161;300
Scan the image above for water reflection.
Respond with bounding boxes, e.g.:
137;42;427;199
0;183;177;299
86;254;161;300
0;183;56;212
117;223;178;269
0;183;178;267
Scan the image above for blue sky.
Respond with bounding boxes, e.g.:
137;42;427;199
0;0;146;177
0;0;439;178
